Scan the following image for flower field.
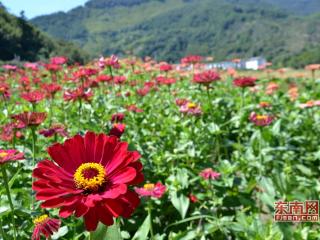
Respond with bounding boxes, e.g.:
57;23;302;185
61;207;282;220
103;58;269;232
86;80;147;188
0;56;320;240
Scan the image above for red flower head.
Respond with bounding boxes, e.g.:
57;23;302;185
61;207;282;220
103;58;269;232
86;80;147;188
199;168;221;180
12;112;47;127
126;104;143;113
193;70;220;85
0;149;24;165
180;102;202;116
0;83;10;99
32;132;144;231
32;214;61;240
135;182;166;198
109;123;126;138
105;55;120;69
51;56;68;65
189;194;198;203
181;55;202;65
175;98;189;106
136;86;151;97
39;124;69;138
45;64;62;72
156;76;176;86
233;77;257;88
259;102;271;108
0;122;25;141
265;82;279;95
21;90;46;103
24;62;39;71
63;88;93;102
97;75;113;83
159;63;173;72
113;76;127;85
2;64;17;71
42;83;62;97
111;113;125;123
249;112;274;126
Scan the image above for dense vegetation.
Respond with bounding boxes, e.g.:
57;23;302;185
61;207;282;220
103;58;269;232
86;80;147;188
0;4;88;63
31;0;320;66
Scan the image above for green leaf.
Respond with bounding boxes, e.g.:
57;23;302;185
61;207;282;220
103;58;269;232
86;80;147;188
170;192;190;219
132;214;150;240
91;222;123;240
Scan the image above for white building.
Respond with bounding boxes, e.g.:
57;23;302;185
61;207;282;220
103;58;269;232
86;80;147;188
206;57;267;70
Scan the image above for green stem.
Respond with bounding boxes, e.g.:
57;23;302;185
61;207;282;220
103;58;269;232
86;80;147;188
1;165;17;240
259;128;263;178
0;218;6;240
89;231;93;240
147;201;154;240
31;127;37;209
78;99;82;129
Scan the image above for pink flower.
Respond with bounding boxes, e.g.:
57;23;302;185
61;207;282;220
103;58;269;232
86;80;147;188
199;168;221;180
51;56;68;65
193;70;220;85
249;112;274;126
32;215;61;240
180;102;202;116
135;182;166;198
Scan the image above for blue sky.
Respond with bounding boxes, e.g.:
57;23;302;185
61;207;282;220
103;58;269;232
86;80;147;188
2;0;88;18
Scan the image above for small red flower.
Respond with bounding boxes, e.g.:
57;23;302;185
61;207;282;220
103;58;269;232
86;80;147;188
113;76;126;85
159;63;173;72
126;104;143;113
199;168;221;180
21;90;46;103
51;56;68;65
12;112;47;127
39;124;69;138
181;55;202;64
42;83;62;98
233;77;257;88
0;149;24;165
249;112;274;126
33;132;144;231
109;123;126;138
32;214;61;240
193;70;220;85
135;182;166;198
63;88;93;102
189;194;198;203
111;113;125;123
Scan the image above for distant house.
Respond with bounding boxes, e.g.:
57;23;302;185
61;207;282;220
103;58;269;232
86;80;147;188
206;57;267;70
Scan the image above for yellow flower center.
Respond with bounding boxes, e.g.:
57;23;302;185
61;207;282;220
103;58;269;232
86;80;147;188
33;214;49;225
0;152;8;158
256;115;268;120
144;183;155;190
74;163;106;191
187;103;197;108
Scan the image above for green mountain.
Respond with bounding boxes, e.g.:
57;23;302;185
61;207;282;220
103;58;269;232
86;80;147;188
0;4;88;63
31;0;320;66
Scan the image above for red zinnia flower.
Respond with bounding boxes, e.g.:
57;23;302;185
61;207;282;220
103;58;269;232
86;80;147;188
199;168;221;180
193;70;220;85
233;77;257;88
0;122;25;141
21;90;46;103
126;104;143;113
32;214;61;240
249;112;274;126
111;113;125;123
0;149;24;165
63;88;93;102
135;182;166;198
109;123;126;138
32;132;144;231
12;112;47;127
189;194;198;203
181;55;202;65
159;63;173;72
39;124;69;138
50;56;68;65
42;83;62;98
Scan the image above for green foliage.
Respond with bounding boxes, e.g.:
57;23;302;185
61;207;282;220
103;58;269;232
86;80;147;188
32;0;320;66
0;7;89;63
